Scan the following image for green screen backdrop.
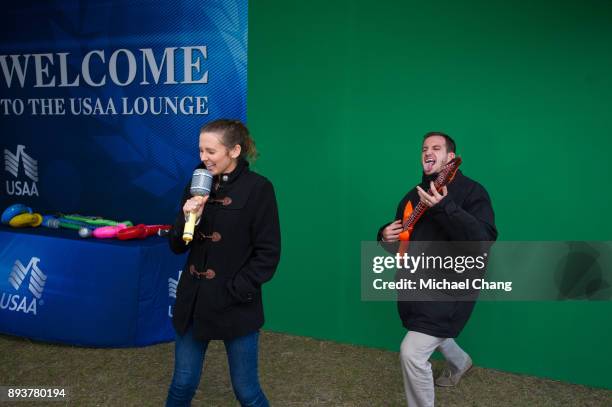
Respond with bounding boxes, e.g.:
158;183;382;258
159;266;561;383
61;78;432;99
247;0;612;389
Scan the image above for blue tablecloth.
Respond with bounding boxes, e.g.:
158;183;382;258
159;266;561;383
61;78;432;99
0;226;185;347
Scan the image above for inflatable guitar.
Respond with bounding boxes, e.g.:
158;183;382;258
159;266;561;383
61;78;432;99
397;157;462;255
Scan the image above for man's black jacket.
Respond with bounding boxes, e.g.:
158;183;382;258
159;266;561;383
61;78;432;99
377;170;497;338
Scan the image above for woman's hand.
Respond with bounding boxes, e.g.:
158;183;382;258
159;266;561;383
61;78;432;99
183;195;209;220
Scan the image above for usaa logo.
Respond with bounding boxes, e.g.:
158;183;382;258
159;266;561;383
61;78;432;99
168;269;182;318
0;257;47;315
4;144;39;197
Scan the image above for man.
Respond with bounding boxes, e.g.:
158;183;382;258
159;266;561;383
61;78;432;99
377;132;497;407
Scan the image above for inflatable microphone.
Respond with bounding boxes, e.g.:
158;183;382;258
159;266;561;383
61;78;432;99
62;214;133;227
93;224;128;239
117;224;172;240
2;204;32;224
9;213;43;227
183;168;213;244
53;214;131;236
2;204;43;227
55;217;95;230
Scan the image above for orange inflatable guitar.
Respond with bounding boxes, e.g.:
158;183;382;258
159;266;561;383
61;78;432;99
398;157;462;255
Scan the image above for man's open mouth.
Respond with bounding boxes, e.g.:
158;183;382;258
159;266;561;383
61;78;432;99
424;157;436;172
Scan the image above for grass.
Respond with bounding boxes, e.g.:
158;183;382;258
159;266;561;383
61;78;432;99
0;331;611;406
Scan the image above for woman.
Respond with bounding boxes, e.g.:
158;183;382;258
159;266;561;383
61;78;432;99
166;119;281;407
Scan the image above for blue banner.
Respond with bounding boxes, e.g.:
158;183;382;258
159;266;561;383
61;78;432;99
0;227;185;346
0;0;248;224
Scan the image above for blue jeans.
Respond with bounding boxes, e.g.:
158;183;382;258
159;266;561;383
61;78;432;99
166;329;269;407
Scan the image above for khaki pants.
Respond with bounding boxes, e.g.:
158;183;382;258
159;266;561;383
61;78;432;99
400;331;470;407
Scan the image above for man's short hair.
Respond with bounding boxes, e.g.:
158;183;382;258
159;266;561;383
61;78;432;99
423;131;456;153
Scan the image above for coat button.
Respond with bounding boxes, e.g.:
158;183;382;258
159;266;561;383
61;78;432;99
205;269;216;279
246;292;253;302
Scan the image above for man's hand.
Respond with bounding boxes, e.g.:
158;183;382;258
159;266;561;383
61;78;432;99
416;181;448;207
382;220;403;242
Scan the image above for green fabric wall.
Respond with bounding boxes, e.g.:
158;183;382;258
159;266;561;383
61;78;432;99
247;0;612;389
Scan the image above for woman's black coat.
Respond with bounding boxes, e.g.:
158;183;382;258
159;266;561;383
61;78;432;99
169;159;281;340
